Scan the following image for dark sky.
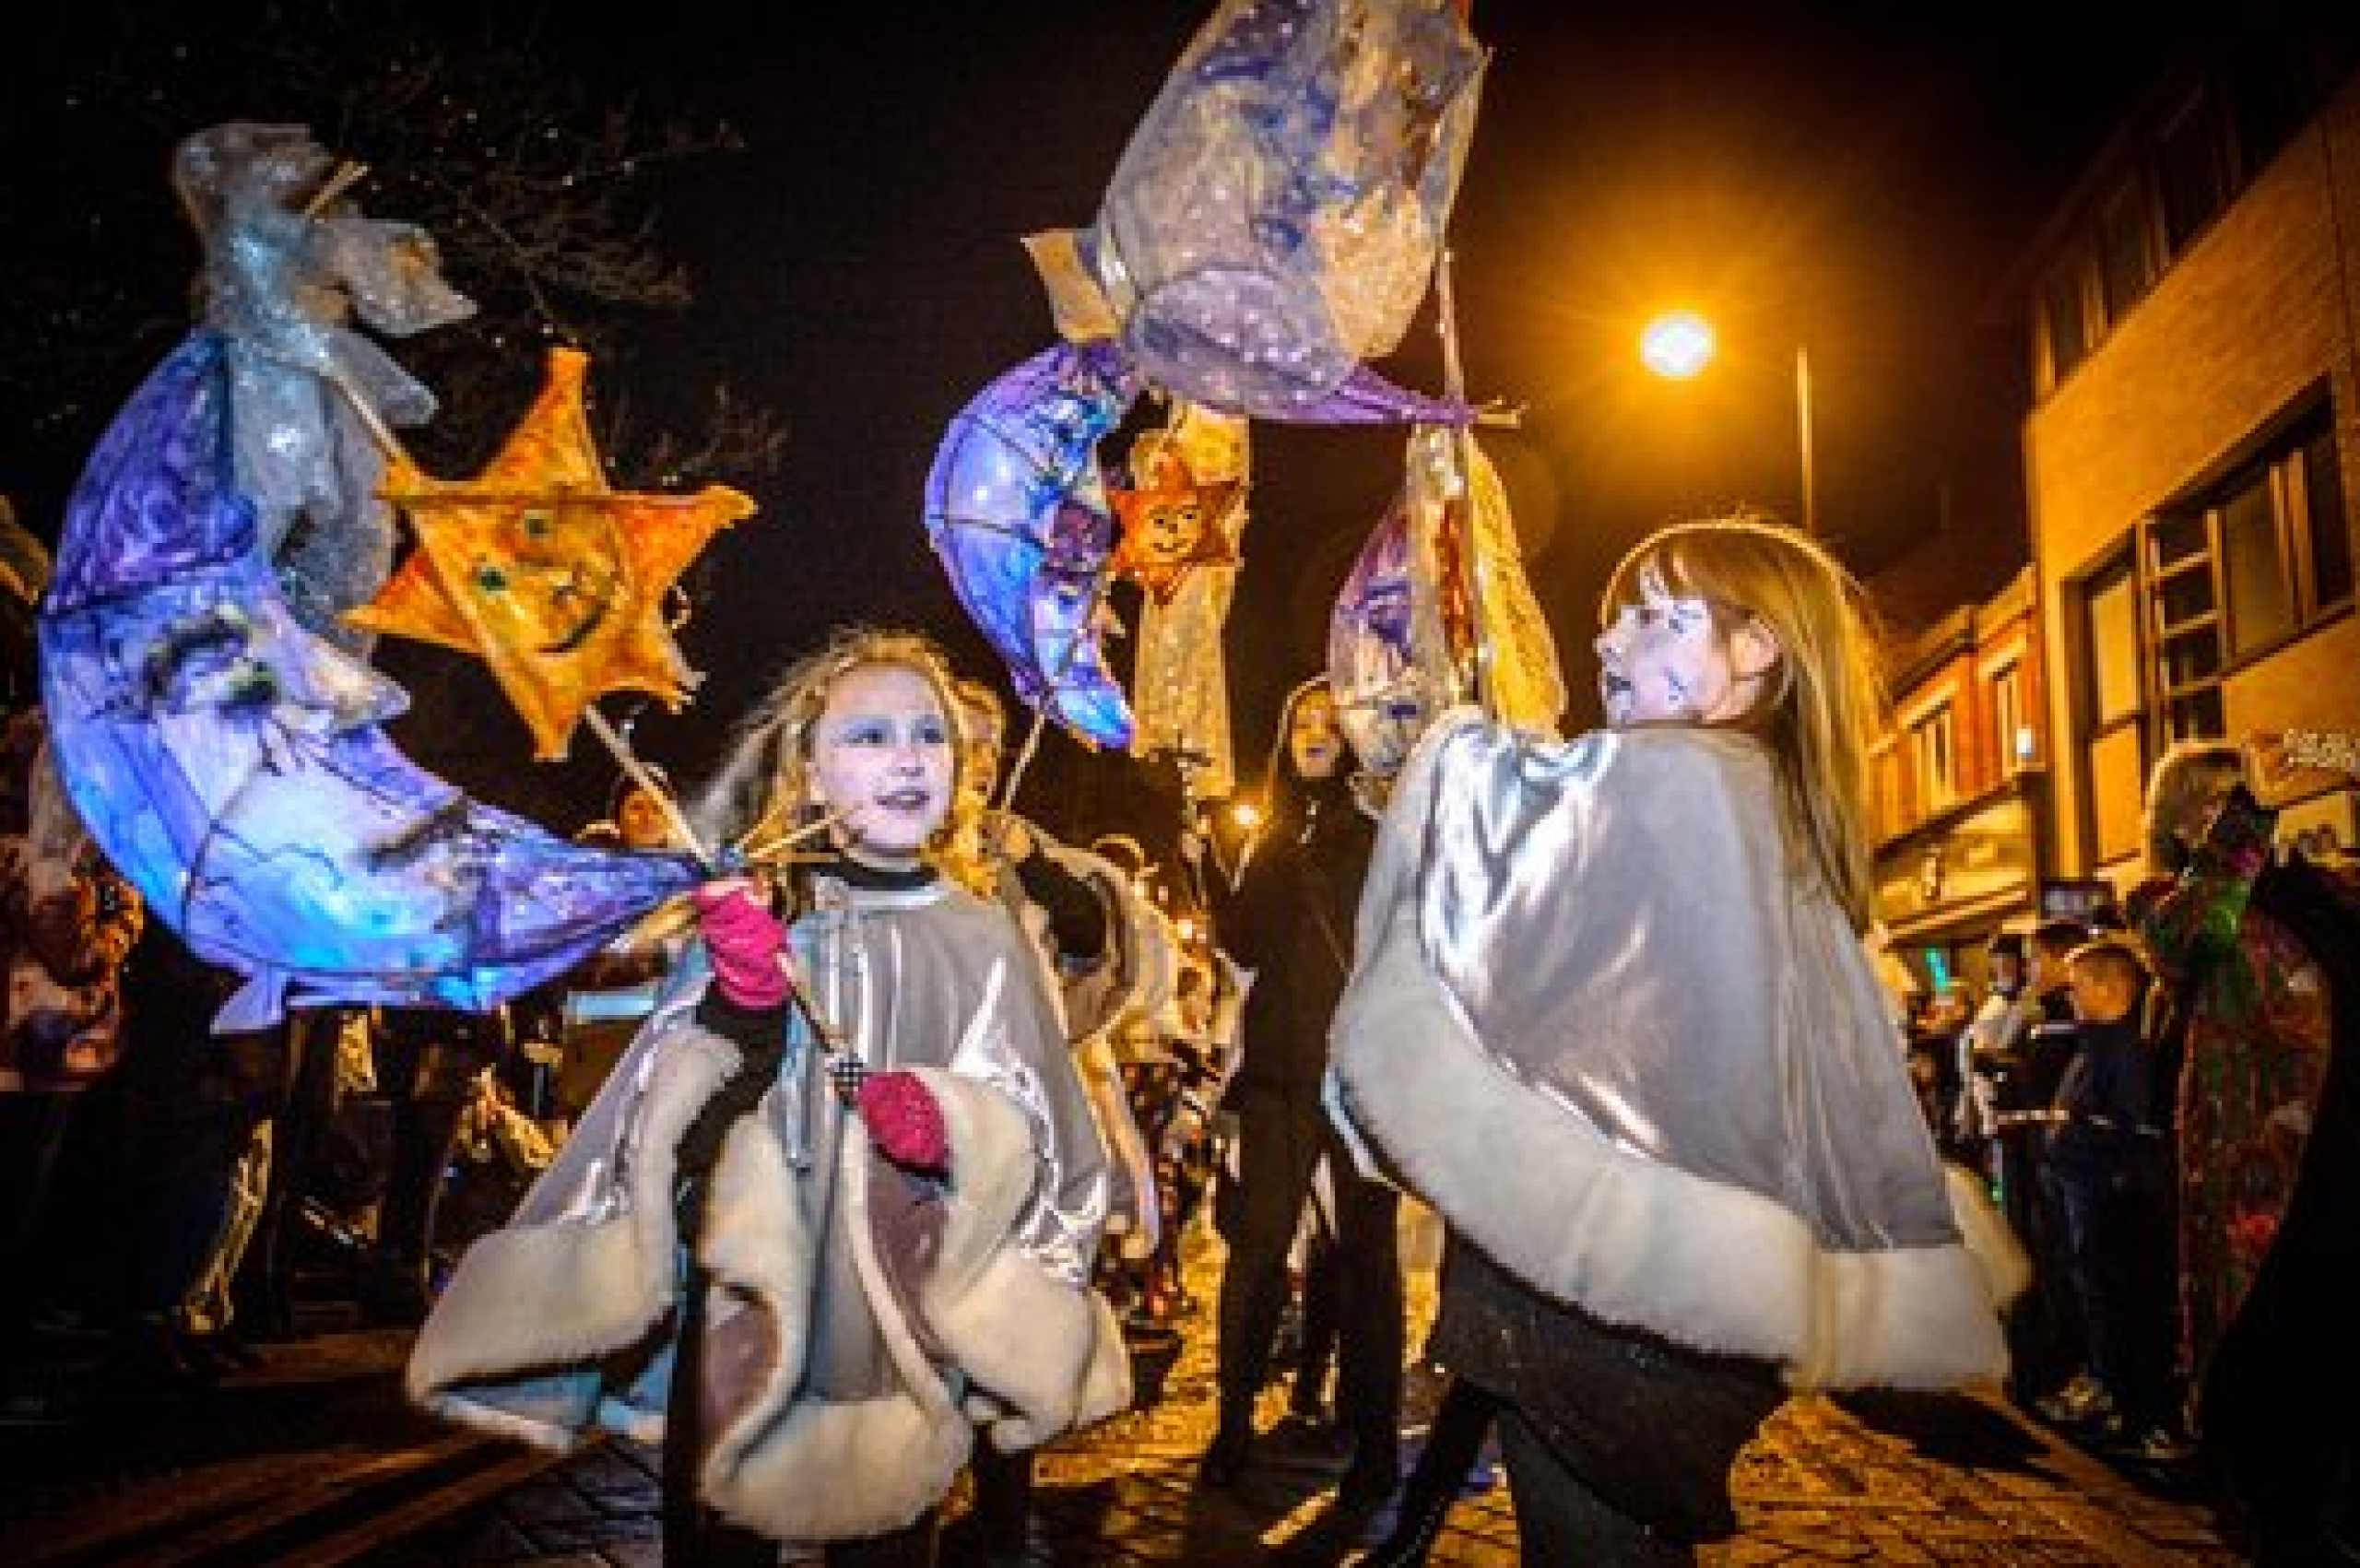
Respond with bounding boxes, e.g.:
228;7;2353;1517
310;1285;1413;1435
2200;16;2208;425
4;2;2218;842
543;0;2193;839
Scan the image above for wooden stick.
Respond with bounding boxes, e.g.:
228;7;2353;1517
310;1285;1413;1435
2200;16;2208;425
736;807;856;867
302;159;369;218
1433;245;1493;716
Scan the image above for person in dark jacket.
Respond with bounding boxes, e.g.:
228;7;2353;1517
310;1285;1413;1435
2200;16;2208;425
2041;937;2184;1458
1195;678;1404;1512
1995;917;2090;1414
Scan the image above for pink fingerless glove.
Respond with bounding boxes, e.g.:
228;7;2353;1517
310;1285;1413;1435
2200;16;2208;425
691;882;792;1010
857;1069;950;1174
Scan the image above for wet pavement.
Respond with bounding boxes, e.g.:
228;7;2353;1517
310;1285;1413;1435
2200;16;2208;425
2;1218;2246;1565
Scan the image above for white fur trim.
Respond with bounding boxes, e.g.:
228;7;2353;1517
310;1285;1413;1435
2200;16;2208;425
916;1067;1134;1444
1943;1161;2033;1308
903;1068;1028;1273
709;1389;974;1542
1333;900;2012;1392
696;1108;823;1480
932;1246;1134;1449
407;1027;739;1428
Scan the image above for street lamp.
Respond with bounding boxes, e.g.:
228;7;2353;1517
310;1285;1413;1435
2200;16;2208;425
1637;311;1817;535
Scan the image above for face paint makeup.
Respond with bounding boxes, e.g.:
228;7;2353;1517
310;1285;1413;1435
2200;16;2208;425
1594;562;1750;727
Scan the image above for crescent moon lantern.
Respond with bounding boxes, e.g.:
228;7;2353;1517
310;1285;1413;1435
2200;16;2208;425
38;332;700;1032
923;339;1139;749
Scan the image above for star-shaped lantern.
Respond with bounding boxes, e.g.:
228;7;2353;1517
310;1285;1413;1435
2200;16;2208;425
1107;427;1243;607
352;347;756;760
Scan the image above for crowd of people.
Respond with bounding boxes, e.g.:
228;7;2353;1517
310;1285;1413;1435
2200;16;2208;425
5;506;2358;1567
1901;737;2360;1562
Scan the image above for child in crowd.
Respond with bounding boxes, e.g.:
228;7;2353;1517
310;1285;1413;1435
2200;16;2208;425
2040;936;2186;1461
409;625;1127;1567
1328;513;2024;1563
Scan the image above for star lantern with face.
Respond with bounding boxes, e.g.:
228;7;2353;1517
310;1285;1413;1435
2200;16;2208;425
353;348;756;760
1107;429;1242;606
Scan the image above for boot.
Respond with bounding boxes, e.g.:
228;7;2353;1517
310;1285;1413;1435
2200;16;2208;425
1349;1490;1453;1567
1350;1374;1496;1562
1199;1418;1255;1488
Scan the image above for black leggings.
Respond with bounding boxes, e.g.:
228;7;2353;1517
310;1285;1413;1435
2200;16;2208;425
1212;1084;1403;1453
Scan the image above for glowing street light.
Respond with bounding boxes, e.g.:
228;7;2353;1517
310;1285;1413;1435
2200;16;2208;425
1638;310;1817;535
1637;310;1716;380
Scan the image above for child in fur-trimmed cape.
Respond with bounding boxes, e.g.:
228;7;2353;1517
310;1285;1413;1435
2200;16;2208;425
409;627;1128;1567
1329;514;2026;1566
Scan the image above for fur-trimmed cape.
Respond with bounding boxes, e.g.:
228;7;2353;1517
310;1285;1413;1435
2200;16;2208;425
1328;712;2025;1393
410;885;1129;1544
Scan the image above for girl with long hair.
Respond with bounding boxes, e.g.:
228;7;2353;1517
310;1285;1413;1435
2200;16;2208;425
1330;513;2023;1563
411;625;1128;1567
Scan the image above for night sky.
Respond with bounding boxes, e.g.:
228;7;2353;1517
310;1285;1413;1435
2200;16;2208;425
3;2;2218;848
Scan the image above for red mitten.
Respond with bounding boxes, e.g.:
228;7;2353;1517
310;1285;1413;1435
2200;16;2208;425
857;1070;950;1174
690;881;792;1010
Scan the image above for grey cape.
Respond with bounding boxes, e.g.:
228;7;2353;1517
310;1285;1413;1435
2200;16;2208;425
408;874;1131;1543
1328;712;2024;1391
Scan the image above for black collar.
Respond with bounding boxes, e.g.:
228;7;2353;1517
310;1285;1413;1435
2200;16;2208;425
826;855;938;892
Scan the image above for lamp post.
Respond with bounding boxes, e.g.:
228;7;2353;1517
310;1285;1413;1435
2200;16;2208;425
1792;343;1816;537
1638;311;1817;535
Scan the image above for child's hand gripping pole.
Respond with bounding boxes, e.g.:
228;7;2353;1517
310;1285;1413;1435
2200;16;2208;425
690;876;950;1176
690;880;793;1010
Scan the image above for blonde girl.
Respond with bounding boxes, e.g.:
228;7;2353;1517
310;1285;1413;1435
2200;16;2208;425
1329;513;2023;1563
412;625;1127;1567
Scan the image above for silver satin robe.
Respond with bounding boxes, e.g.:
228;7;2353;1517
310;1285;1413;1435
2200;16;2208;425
1328;711;2022;1392
409;870;1130;1544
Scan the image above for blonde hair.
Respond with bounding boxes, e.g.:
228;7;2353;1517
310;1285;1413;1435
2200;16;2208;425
691;625;966;861
938;674;1013;895
2142;739;2245;875
950;675;1008;747
1599;511;1890;932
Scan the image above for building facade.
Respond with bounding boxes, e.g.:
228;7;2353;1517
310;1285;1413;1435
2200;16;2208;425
1872;568;2052;1000
2019;25;2360;901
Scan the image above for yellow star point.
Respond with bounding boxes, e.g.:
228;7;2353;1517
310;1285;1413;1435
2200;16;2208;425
352;347;756;760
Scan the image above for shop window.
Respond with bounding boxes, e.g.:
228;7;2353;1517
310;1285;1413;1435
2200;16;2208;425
1991;660;2034;772
1909;702;1956;816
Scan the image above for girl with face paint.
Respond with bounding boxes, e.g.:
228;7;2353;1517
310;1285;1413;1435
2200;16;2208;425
411;627;1128;1568
1327;513;2025;1563
1593;560;1779;728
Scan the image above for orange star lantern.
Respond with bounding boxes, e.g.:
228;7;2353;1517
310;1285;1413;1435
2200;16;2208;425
352;347;756;760
1107;430;1242;606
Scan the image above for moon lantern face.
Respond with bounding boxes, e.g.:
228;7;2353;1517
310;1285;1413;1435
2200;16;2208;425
37;333;704;1028
922;339;1139;749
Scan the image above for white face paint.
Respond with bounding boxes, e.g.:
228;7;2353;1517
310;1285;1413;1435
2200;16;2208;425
1594;562;1750;727
808;664;955;870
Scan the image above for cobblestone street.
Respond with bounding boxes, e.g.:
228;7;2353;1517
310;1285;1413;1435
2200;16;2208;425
378;1214;2243;1565
5;1208;2245;1565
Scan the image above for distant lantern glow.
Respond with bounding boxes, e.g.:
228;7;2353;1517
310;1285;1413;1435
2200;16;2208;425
1639;311;1716;380
1230;799;1263;832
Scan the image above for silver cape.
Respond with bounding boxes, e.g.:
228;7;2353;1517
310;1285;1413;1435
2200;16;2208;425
408;873;1129;1542
1328;711;2024;1391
